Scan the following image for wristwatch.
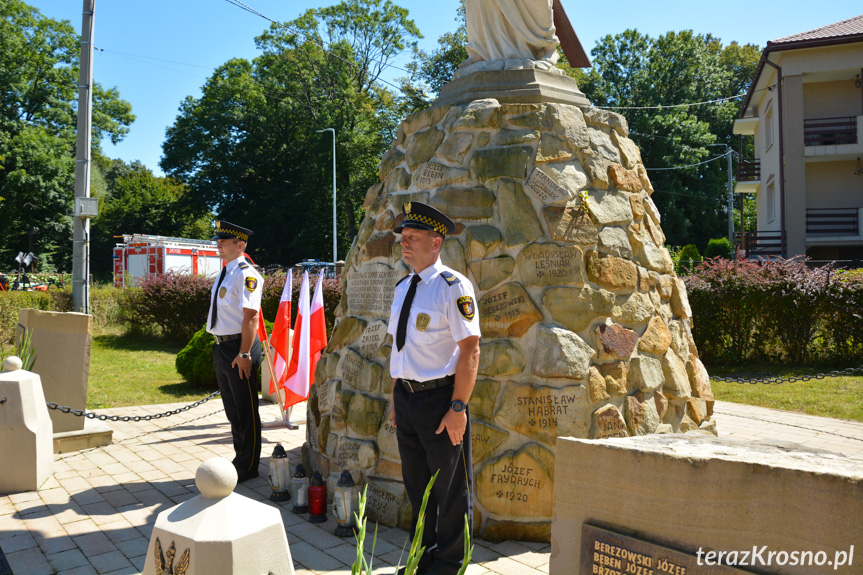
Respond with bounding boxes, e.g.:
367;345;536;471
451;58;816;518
239;352;252;360
450;400;466;413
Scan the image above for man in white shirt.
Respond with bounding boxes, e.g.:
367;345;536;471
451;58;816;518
388;202;481;575
206;220;264;482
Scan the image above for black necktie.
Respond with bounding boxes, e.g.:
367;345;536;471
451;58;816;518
209;266;227;329
396;274;422;351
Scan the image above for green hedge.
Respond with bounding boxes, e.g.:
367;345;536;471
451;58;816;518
0;286;126;347
684;258;863;364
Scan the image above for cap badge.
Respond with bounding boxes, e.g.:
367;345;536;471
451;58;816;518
404;202;412;214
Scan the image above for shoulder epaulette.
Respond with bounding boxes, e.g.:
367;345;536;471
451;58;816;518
395;274;411;287
441;272;461;286
238;262;249;270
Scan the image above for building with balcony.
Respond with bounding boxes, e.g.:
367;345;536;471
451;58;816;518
734;14;863;260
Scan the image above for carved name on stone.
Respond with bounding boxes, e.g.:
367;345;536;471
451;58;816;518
365;480;405;526
338;349;364;387
477;444;554;519
347;265;400;317
516;243;585;287
592;404;629;439
525;168;570;205
478;282;542;338
580;525;754;575
335;438;376;471
414;162;444;187
376;414;400;460
358;320;387;359
471;421;509;464
496;383;588;445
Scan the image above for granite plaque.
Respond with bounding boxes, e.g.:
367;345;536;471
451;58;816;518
581;525;755;575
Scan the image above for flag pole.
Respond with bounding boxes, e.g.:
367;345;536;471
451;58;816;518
260;337;293;428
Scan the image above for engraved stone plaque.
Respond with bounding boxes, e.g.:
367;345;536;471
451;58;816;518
516;242;586;287
476;443;554;519
347;264;400;318
592;404;629;439
478;282;542;338
581;524;755;574
525;167;571;205
495;382;589;445
358;320;388;359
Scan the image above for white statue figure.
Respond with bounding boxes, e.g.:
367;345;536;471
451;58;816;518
465;0;559;64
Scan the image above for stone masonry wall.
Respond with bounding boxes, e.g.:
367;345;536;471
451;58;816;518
302;98;715;542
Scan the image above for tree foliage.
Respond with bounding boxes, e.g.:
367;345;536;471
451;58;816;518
567;30;761;249
0;0;134;272
89;159;212;278
161;0;421;266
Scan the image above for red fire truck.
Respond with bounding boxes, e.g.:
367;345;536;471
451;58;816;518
112;234;222;288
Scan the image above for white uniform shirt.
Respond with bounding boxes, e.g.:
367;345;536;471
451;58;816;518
388;259;481;382
206;256;263;336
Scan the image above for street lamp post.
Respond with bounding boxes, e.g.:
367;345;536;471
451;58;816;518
316;128;337;263
707;143;735;244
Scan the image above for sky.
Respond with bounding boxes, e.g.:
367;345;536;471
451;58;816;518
25;0;863;176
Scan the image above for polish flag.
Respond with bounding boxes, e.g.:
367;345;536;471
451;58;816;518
282;271;310;409
309;274;328;378
243;255;269;344
268;270;292;394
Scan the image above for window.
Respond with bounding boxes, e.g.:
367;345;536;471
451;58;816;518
766;182;776;223
765;105;775;150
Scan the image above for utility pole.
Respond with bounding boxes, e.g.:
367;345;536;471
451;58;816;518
316;128;337;263
726;147;734;243
72;0;95;313
708;144;735;244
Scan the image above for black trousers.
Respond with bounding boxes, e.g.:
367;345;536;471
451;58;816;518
213;337;262;475
395;380;473;570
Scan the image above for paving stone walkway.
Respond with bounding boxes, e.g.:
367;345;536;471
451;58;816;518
2;399;862;575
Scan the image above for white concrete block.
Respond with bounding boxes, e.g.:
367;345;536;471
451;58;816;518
143;457;295;575
0;368;53;494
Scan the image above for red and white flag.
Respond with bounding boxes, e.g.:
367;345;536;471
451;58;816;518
282;271;311;409
268;270;292;394
309;273;328;377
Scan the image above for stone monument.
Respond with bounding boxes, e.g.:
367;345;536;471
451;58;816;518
303;1;714;542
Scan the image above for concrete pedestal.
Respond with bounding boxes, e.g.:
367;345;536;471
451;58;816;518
550;434;863;575
0;367;53;494
435;68;591;108
19;309;92;433
143;457;295;575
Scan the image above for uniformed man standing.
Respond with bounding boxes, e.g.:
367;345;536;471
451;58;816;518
207;221;264;482
388;202;481;575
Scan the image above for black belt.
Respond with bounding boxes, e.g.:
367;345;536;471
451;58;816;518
399;374;455;393
213;333;242;344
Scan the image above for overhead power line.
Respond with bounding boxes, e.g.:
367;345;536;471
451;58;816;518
645;154;728;171
594;85;775;111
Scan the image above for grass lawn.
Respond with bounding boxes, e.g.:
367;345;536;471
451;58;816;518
87;327;213;409
708;364;863;423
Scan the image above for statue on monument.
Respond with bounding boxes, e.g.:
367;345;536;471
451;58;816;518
463;0;560;70
440;0;591;106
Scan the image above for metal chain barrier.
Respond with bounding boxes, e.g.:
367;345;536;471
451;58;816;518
710;365;863;385
46;390;221;422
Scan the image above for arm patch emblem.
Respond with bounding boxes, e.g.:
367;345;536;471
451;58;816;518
245;277;258;292
457;296;475;321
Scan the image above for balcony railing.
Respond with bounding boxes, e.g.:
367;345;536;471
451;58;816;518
737;230;786;258
804;117;858;146
806;208;860;236
737;159;760;182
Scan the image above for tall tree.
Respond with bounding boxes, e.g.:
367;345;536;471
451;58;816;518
0;0;134;271
162;0;420;266
568;30;760;248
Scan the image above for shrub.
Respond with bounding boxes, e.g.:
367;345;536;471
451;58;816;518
676;244;702;275
176;319;275;389
176;326;216;388
685;256;859;365
124;271;213;343
704;238;732;259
